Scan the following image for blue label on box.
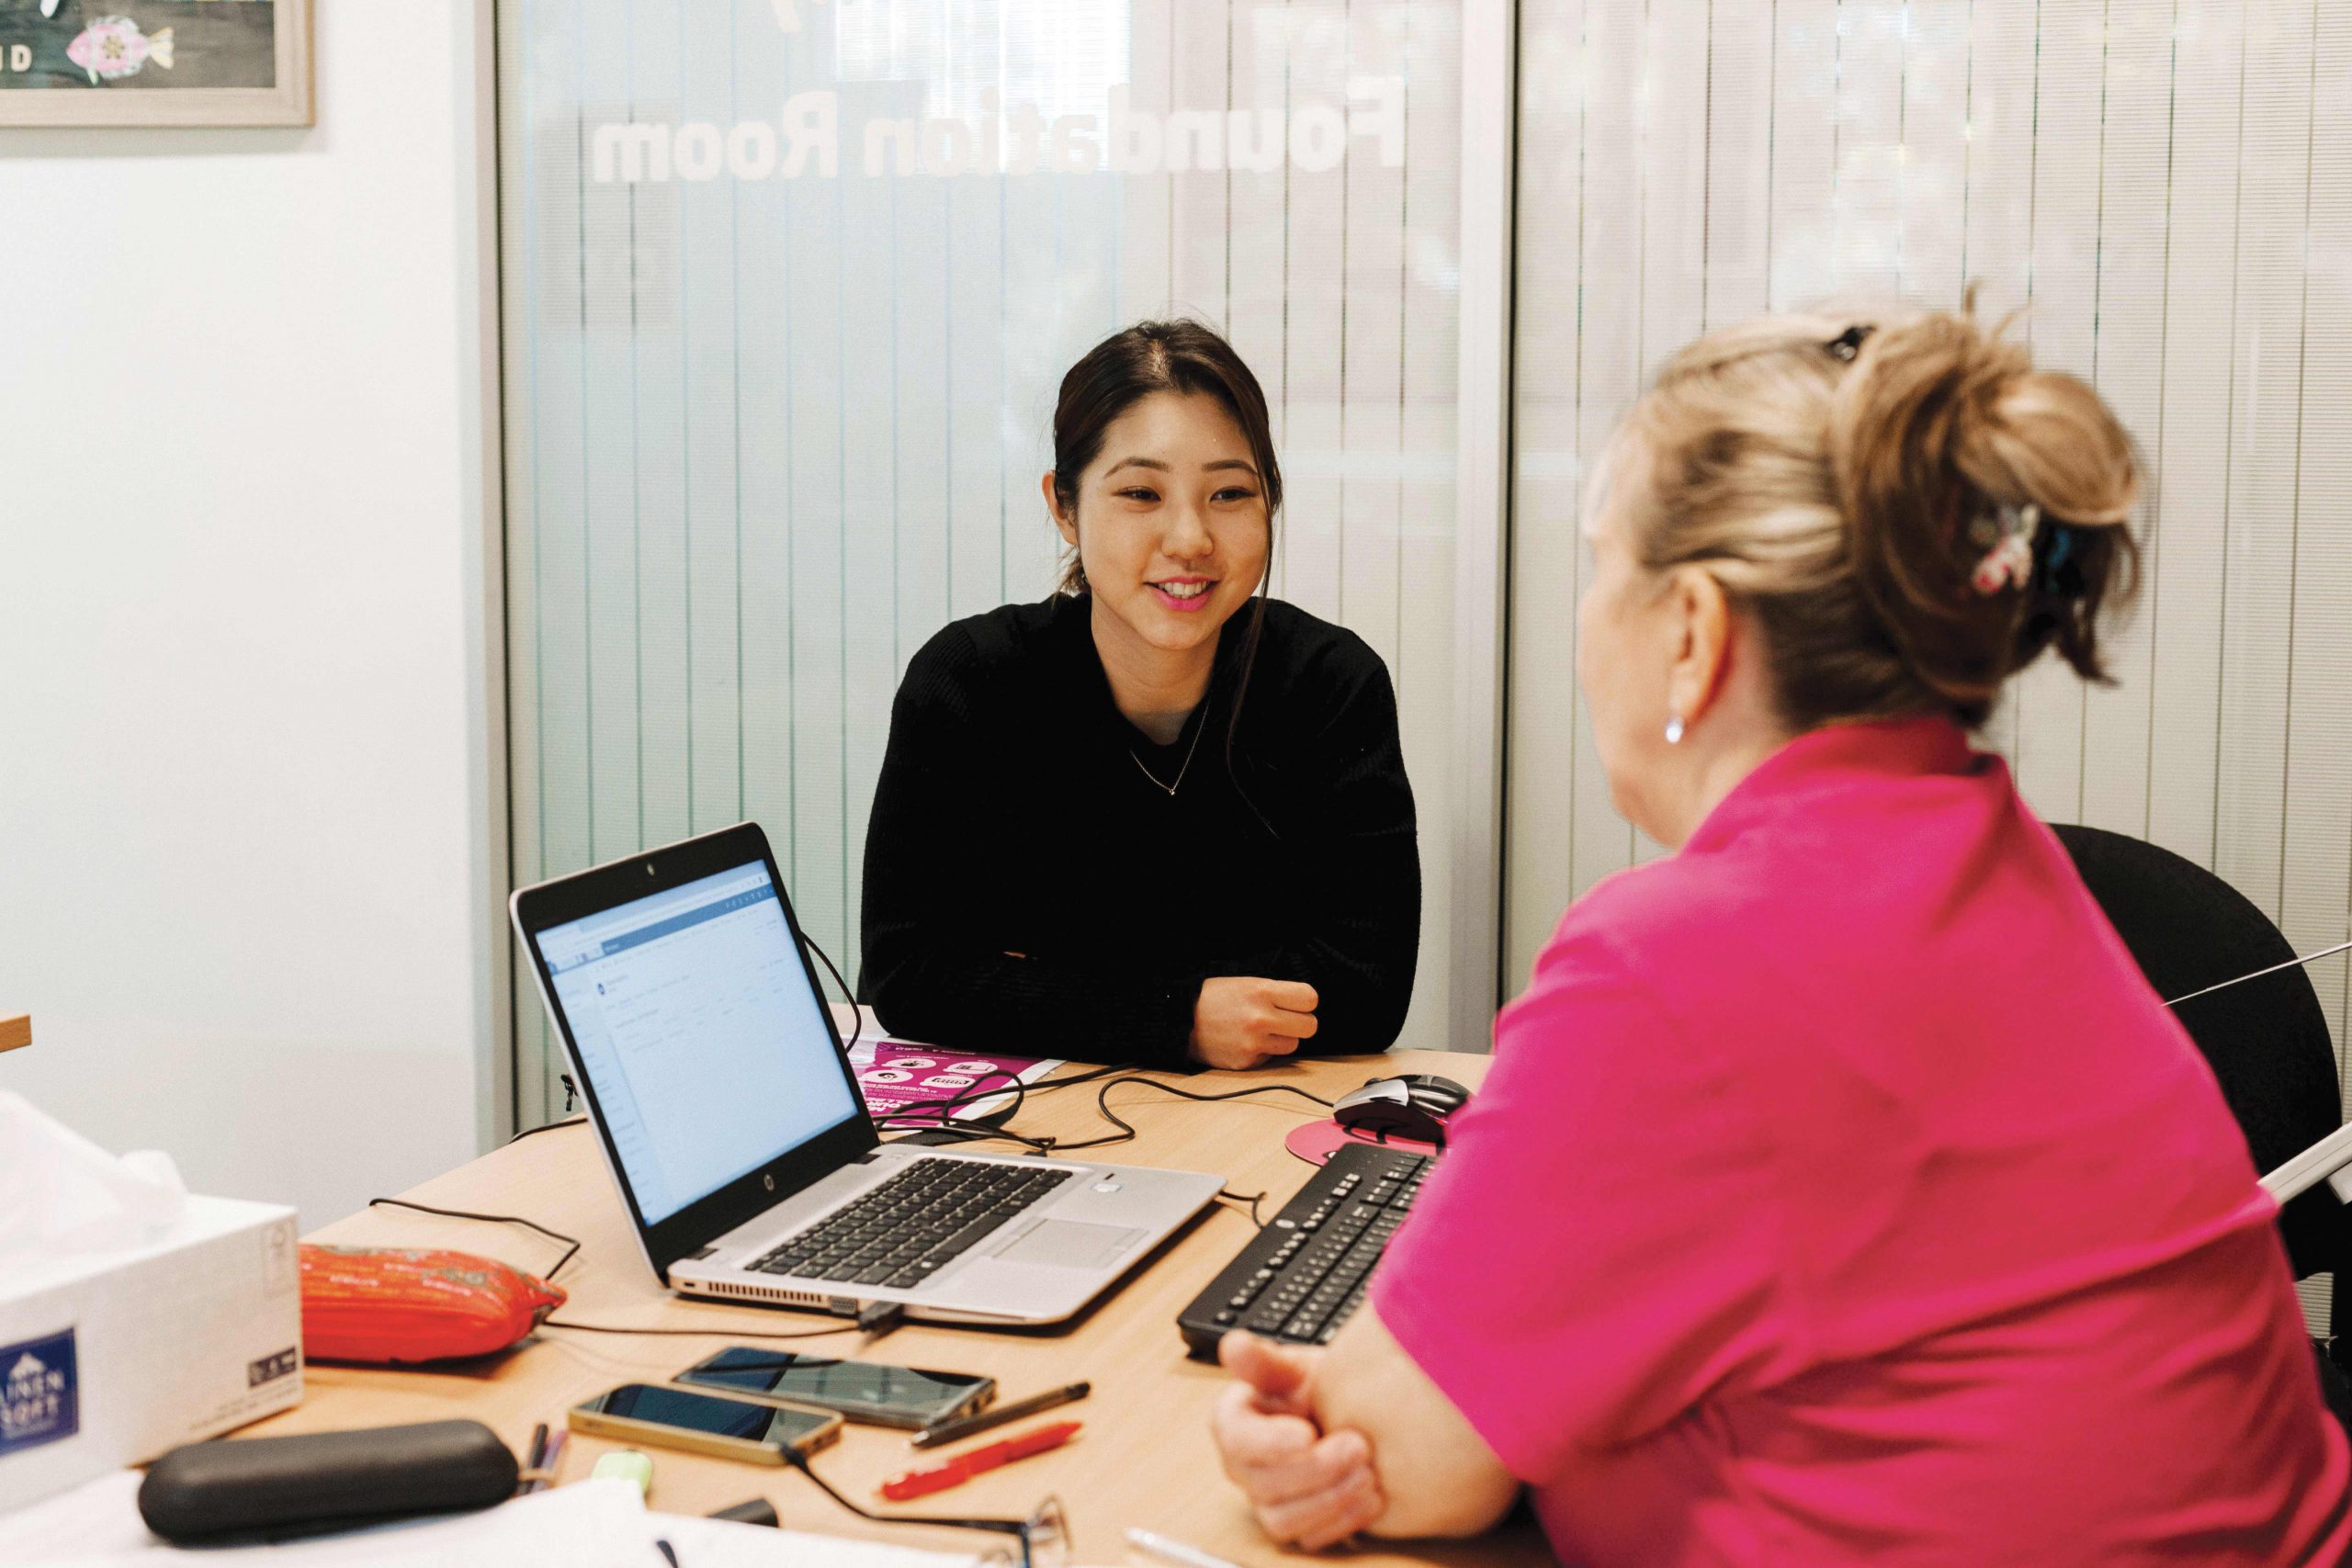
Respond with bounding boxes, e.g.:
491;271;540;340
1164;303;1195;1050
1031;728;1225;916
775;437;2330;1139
1;1329;79;1456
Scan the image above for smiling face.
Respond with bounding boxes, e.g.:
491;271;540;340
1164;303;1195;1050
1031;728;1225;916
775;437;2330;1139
1045;389;1272;661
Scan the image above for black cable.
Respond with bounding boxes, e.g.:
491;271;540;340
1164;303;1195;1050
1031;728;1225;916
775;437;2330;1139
855;1301;908;1337
867;1060;1133;1153
365;1197;582;1281
1216;1188;1268;1229
780;1447;1035;1540
505;1115;589;1145
887;1074;1329;1166
545;1300;900;1342
799;931;863;1059
541;1316;860;1341
1048;1076;1335;1154
950;1066;1325;1141
1112;1075;1335;1113
879;1072;1329;1160
876;1120;1061;1154
875;1062;1129;1133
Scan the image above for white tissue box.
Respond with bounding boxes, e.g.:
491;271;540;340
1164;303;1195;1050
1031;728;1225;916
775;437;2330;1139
0;1196;303;1514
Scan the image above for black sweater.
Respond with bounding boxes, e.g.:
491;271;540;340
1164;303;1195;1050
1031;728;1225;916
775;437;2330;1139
859;593;1420;1069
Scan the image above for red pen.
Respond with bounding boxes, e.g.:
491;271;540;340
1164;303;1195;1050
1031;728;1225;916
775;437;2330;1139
880;1420;1082;1501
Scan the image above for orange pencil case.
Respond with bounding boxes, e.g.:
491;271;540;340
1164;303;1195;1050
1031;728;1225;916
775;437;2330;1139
299;1245;565;1364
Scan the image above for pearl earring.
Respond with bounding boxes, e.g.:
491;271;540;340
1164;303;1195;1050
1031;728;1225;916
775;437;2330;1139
1665;711;1685;745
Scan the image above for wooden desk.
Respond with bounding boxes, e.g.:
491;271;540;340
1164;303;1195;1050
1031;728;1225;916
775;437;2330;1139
266;1051;1549;1567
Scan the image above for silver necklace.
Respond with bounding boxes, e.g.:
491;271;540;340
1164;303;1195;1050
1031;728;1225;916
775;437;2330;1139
1130;714;1208;797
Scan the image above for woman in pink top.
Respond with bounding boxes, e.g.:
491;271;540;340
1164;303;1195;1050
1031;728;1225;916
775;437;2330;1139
1208;306;2352;1563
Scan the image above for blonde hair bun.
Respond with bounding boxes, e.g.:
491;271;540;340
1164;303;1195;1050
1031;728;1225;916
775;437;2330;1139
1625;297;2142;730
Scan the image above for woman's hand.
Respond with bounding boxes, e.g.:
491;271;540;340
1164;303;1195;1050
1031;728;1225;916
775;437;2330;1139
1215;1309;1520;1543
1212;1333;1384;1550
1190;977;1319;1068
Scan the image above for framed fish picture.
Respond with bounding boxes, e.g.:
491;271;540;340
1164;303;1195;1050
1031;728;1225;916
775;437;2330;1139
0;0;311;126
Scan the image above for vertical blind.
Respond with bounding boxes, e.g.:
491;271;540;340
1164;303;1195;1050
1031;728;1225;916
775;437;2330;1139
1507;0;2352;1079
500;0;1466;1122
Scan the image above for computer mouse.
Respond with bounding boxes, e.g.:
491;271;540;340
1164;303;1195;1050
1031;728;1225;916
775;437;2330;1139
1330;1074;1471;1145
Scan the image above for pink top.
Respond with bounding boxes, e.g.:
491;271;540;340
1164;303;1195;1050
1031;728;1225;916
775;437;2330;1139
1375;717;2350;1565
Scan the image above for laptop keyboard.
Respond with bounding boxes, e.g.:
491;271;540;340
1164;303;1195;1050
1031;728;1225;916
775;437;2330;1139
749;1159;1071;1290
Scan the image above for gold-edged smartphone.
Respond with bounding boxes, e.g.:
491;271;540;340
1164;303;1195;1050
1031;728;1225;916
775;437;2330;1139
675;1348;995;1429
568;1382;842;1465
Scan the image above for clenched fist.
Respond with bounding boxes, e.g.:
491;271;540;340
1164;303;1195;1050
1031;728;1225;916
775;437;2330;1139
1190;976;1318;1069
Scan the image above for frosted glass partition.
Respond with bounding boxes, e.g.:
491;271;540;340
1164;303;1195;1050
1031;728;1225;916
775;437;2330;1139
1506;1;2352;1087
500;0;1465;1122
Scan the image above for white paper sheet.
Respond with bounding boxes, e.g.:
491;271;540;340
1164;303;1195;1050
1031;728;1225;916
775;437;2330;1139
13;1475;655;1566
646;1512;982;1568
6;1472;989;1568
9;1471;156;1561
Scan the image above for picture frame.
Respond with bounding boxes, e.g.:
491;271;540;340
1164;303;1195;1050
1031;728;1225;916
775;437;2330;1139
0;0;311;128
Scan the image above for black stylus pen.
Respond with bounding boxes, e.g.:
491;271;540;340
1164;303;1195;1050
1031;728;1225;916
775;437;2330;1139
910;1381;1091;1449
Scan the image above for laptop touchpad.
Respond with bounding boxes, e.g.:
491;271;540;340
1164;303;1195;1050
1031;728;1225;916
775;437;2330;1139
992;1219;1145;1269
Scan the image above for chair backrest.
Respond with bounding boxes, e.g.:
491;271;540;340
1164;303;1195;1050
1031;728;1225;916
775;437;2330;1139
2051;825;2346;1307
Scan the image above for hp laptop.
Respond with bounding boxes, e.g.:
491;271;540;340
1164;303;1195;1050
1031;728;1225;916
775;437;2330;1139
511;822;1223;1325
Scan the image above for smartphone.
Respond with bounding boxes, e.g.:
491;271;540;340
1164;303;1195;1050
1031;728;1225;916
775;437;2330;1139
568;1382;842;1465
674;1348;996;1430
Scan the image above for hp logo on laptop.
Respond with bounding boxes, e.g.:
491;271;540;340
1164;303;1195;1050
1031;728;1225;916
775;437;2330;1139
763;1174;775;1190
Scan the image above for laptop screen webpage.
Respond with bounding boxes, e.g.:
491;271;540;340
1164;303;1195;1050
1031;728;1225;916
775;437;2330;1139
537;863;858;1224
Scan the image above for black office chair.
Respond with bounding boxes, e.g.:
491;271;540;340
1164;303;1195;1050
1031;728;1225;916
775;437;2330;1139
2052;824;2352;1422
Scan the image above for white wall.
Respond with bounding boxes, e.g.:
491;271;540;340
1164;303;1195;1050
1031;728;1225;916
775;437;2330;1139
0;4;503;1232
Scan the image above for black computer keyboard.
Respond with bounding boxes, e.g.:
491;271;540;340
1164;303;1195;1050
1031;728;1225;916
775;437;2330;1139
1177;1143;1432;1356
749;1158;1069;1289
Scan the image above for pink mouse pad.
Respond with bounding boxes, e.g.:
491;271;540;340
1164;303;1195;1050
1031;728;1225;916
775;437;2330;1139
1283;1118;1442;1167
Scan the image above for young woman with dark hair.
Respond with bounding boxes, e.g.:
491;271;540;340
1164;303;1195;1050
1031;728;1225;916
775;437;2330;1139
859;321;1421;1070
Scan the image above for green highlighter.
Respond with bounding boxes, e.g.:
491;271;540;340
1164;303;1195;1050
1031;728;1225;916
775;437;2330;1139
592;1449;654;1498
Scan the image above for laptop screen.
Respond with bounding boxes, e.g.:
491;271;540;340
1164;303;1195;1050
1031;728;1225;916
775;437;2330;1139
536;862;859;1224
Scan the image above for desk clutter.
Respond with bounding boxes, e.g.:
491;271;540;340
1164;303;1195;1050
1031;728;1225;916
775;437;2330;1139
22;1366;1092;1559
1;1039;1477;1566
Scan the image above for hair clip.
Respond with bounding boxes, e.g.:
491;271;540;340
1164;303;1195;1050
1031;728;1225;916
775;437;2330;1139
1826;324;1874;362
1970;502;2041;594
2035;523;2084;596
